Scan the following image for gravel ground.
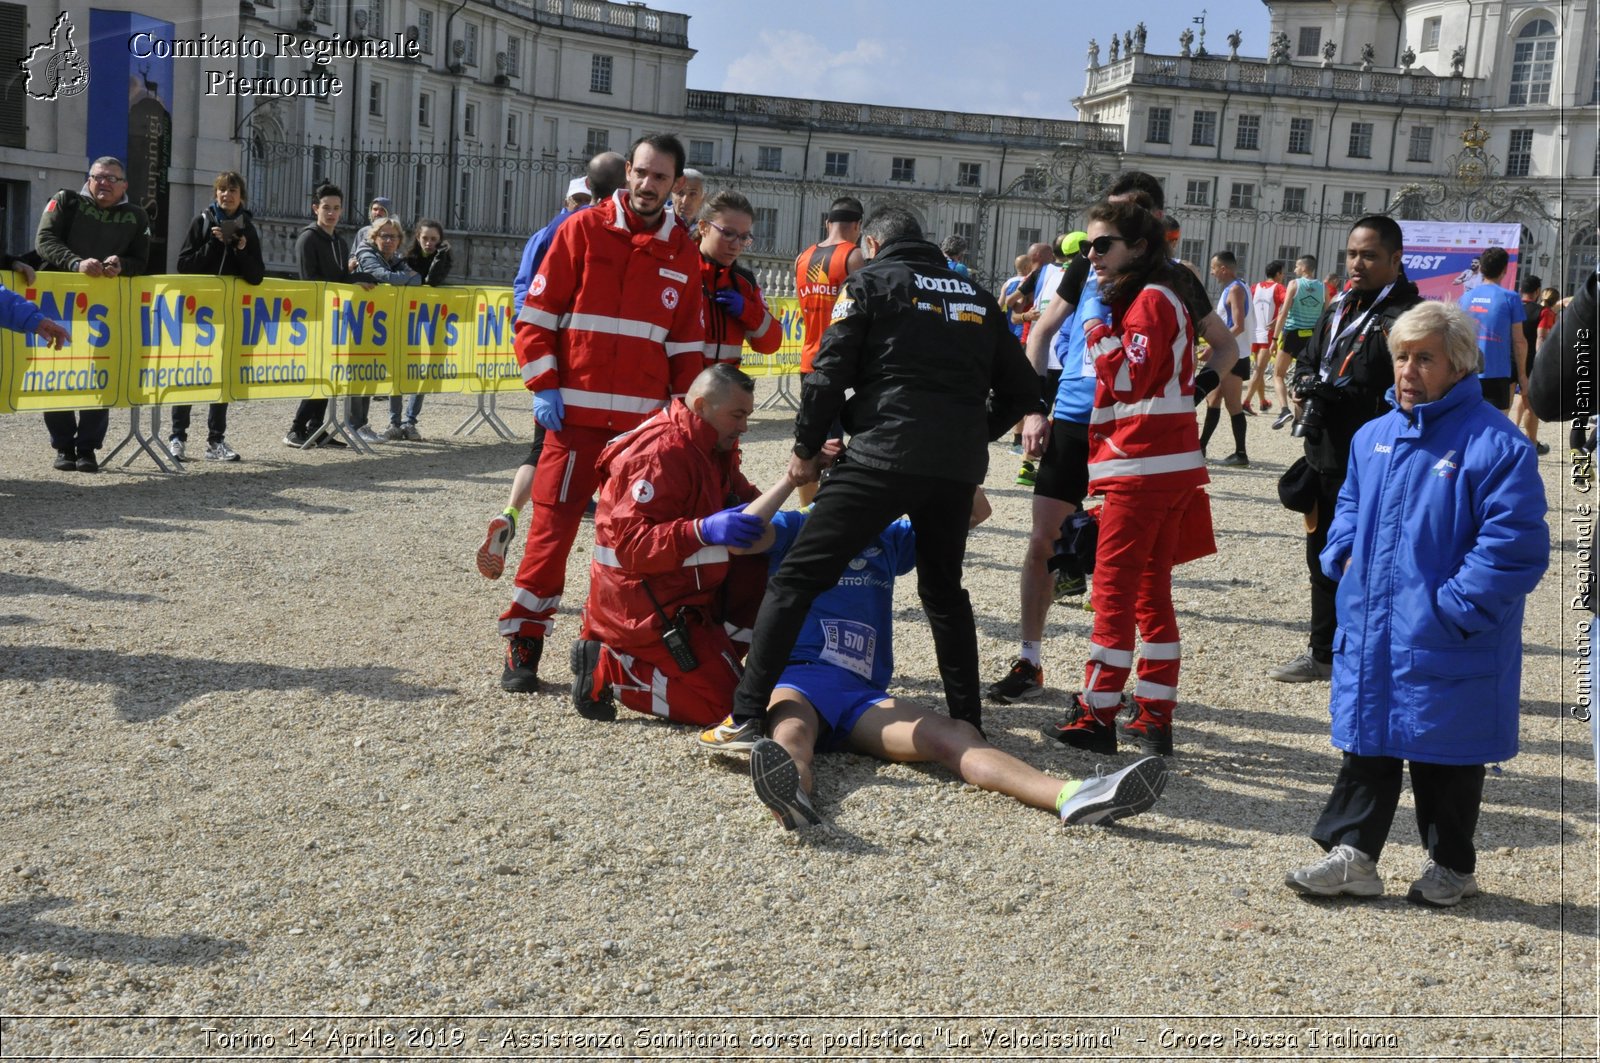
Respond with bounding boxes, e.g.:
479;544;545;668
0;385;1594;1061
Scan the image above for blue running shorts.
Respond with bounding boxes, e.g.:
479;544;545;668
773;661;891;751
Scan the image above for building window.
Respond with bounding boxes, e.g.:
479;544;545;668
462;23;478;66
689;139;716;167
958;161;982;187
368;80;383;117
1407;126;1434;163
753;206;778;249
463;102;477;137
953;221;975;244
412;163;426;223
1421;17;1440;52
824;150;849;177
1340;190;1366;215
590;54;613;94
1191;109;1217;147
1297;26;1322;57
1506;128;1534;177
1016;227;1041;257
502;179;514;230
1508;19;1556;105
891;156;916;182
756;146;782;172
417;91;431;128
362;154;379;208
1348;122;1374;159
585;127;609;157
504;36;520;76
1184;179;1210;207
506;113;519;147
1276;244;1300;265
312;145;327;184
1229;182;1257;209
1180;238;1205;266
459;171;472;224
416;10;432;53
1282;186;1307;214
1022;167;1047;192
1146;106;1172;145
314;0;331;23
1288;117;1314;154
1235;114;1260;151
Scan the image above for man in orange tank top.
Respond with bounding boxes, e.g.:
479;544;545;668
792;197;865;502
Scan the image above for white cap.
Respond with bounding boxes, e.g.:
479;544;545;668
566;176;591;200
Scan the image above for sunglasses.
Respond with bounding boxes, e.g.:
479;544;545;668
707;220;754;246
1081;235;1130;257
89;173;126;185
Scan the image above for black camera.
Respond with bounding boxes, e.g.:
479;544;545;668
1291;377;1336;443
661;617;700;672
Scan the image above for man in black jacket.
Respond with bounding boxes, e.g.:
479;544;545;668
1270;215;1422;683
283;183;374;448
702;206;1044;745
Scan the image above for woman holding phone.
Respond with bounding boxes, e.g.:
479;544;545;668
172;171;265;462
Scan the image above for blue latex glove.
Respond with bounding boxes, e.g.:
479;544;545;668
713;287;745;320
697;505;763;548
532;389;564;431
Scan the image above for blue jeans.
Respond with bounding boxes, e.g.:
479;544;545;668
388;394;423;427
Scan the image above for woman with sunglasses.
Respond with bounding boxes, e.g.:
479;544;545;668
1042;199;1210;759
696;191;782;369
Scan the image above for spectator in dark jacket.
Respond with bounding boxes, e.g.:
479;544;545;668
34;156;151;472
284;183;374;449
170;171;265;462
383;218;454;440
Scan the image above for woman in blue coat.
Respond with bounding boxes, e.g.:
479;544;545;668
1284;300;1548;907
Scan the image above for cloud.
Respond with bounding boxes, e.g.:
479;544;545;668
721;30;890;100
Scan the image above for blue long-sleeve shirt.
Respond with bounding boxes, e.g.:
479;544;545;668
0;278;45;336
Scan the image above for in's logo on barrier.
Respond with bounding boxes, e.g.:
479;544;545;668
22;12;91;100
242;296;309;346
25;288;110;348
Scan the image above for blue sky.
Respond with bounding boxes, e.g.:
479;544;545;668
666;0;1275;119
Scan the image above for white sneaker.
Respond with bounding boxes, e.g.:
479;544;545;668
1058;755;1169;825
1406;858;1479;907
1284;844;1383;897
167;437;186;461
353;425;386;444
204;440;241;462
402;423;423;441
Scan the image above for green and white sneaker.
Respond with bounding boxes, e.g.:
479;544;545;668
1057;755;1168;825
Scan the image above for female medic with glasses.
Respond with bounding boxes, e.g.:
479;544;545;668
695;190;782;370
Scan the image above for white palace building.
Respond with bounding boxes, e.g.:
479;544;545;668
2;0;1594;295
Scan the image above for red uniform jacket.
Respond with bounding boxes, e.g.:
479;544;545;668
515;190;705;432
1085;283;1209;494
582;400;760;650
699;254;781;367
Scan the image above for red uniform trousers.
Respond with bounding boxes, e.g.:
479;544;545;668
584;554;767;726
1081;487;1193;726
499;424;615;639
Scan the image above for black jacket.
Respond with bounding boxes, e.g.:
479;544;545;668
402;244;453;286
1292;276;1422;479
175;205;265;283
293;223;374;283
1528;269;1597;424
796;237;1039;483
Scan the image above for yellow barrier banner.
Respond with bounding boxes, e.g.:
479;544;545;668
5;274;123;413
325;285;397;397
127;276;229;407
228;281;320;402
740;295;805;378
397;287;470;395
469;287;524;395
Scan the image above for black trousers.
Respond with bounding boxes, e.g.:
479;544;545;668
44;410;109;454
290;397;329;435
731;463;981;726
1311;752;1487;873
1304;473;1342;662
169;403;228;443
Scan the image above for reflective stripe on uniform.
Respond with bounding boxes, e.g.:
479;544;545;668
559;388;668;415
1087;450;1207;481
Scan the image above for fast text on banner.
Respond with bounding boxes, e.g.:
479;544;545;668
5;275;122;413
398;287;470;396
229;281;319;401
469;287;523;394
325;284;396;397
128;276;229;407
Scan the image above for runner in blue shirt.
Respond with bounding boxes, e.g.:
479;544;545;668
1456;246;1527;413
703;491;1169;831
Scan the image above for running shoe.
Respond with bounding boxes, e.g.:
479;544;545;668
987;659;1044;703
1058;755;1169;825
1284;844;1382;898
477;513;516;580
1406;859;1479;908
698;714;763;753
167;437;186;462
1015;461;1037;487
1271;408;1294;430
1041;697;1117;754
750;738;823;830
205;440;241;462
